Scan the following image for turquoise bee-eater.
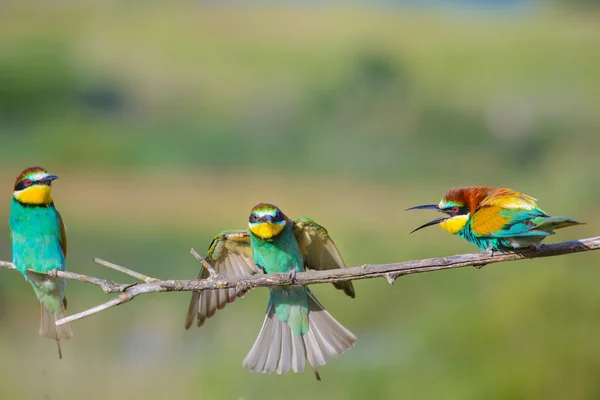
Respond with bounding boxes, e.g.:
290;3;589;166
406;186;583;251
185;203;356;380
9;167;73;358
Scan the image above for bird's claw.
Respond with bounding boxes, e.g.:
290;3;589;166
484;246;498;258
288;270;297;284
235;281;251;297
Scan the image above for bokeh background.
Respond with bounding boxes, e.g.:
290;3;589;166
1;1;599;399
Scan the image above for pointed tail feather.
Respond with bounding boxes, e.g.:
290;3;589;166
242;291;356;380
40;301;73;359
533;216;584;232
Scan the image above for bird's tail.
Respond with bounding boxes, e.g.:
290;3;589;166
242;290;356;380
40;299;73;359
533;216;584;233
27;271;73;359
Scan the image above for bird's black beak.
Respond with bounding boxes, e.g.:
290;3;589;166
40;175;59;185
405;204;448;234
262;215;275;223
405;204;441;212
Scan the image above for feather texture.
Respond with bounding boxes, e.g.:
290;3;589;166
184;230;257;329
243;290;356;380
185;217;356;328
9;167;72;358
428;186;584;251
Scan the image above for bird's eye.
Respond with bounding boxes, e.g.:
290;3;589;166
24;179;32;187
252;214;259;222
451;206;460;213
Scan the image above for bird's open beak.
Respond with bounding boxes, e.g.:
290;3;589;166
405;204;448;234
405;204;440;212
41;175;59;185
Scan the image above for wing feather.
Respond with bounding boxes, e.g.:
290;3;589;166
472;190;549;238
185;230;258;329
470;206;510;236
57;211;67;258
293;217;355;298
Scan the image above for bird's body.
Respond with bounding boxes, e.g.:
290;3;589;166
407;186;582;251
9;167;72;358
186;203;356;380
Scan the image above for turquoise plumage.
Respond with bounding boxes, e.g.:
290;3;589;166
9;167;73;358
185;203;356;380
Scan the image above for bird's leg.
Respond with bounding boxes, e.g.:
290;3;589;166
475;244;497;269
486;244;497;257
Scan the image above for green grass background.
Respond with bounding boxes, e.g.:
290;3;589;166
0;3;599;399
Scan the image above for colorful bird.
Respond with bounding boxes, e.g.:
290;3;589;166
9;167;73;358
406;186;583;251
185;203;356;380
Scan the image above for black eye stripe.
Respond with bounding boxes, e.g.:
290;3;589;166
14;180;28;191
249;211;285;223
445;205;468;216
14;178;48;191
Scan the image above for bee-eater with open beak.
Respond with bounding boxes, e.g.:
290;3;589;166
185;203;356;380
407;186;583;251
9;167;73;358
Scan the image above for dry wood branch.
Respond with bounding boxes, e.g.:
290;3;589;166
93;258;157;283
2;236;599;327
0;260;132;293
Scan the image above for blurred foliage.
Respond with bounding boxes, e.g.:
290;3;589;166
0;3;599;400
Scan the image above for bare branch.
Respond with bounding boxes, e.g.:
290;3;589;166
56;283;165;325
0;260;131;293
190;248;218;277
93;258;157;283
2;236;599;327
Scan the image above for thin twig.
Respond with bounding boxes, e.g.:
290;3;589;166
2;236;599;326
93;258;157;283
190;248;218;277
56;283;166;326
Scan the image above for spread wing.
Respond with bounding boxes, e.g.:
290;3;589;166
293;217;355;298
185;230;257;329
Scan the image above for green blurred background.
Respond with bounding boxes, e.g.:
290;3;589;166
1;2;599;399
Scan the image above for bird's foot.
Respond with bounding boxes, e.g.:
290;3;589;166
288;269;298;285
235;281;251;297
484;246;497;258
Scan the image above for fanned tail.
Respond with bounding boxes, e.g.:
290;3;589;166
242;290;356;380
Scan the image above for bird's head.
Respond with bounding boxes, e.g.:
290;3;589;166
248;203;288;240
12;167;59;206
406;186;489;235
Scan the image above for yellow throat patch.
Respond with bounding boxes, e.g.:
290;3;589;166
439;215;469;235
250;222;285;239
14;185;53;205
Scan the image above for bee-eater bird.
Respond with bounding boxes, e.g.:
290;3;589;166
406;186;583;251
185;203;356;380
9;167;73;358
